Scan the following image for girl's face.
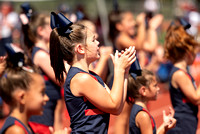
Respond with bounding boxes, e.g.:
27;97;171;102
25;74;49;116
40;17;51;42
85;29;100;63
119;12;136;36
145;76;160;100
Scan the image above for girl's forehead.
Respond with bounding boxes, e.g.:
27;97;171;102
151;76;157;83
45;17;50;24
122;12;134;18
86;28;94;37
86;24;96;34
31;73;44;81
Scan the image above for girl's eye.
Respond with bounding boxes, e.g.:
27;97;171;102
41;89;46;96
93;38;96;42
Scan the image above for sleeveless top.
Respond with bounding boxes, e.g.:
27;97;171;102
29;46;61;126
0;116;34;134
169;66;198;116
129;104;156;134
64;67;110;133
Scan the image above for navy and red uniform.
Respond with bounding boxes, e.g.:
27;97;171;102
0;116;34;134
167;66;198;134
29;47;61;134
129;104;156;134
64;67;110;133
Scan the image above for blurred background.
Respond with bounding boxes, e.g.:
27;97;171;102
5;0;200;19
4;0;200;45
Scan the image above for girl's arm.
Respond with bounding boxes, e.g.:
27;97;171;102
135;13;146;50
53;99;63;130
4;125;25;134
71;46;136;115
114;102;133;134
143;14;163;53
33;50;67;86
136;111;154;134
173;70;200;105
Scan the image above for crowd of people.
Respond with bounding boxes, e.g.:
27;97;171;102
0;1;200;134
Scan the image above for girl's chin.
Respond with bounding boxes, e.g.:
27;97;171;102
94;56;100;62
31;111;43;116
128;31;135;36
38;110;44;115
95;54;100;59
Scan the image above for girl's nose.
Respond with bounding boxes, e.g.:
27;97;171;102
95;33;99;39
96;40;100;46
44;94;49;102
157;86;160;92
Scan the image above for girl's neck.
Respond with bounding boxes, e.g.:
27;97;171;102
174;60;187;72
10;109;29;126
72;61;90;73
35;39;49;52
120;31;130;36
134;99;148;110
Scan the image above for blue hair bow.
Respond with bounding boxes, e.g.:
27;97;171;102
4;43;24;68
129;58;142;79
50;12;73;35
130;72;137;80
170;17;191;30
179;18;191;29
4;43;15;56
21;3;33;20
5;44;34;73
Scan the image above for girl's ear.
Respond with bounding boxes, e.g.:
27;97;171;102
116;23;123;31
37;26;43;37
139;86;146;96
74;44;85;54
14;90;26;105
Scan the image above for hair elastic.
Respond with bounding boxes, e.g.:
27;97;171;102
22;66;34;73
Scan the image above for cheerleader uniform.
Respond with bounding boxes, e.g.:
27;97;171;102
29;47;61;134
65;67;110;133
167;66;198;134
129;104;156;134
0;116;34;134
